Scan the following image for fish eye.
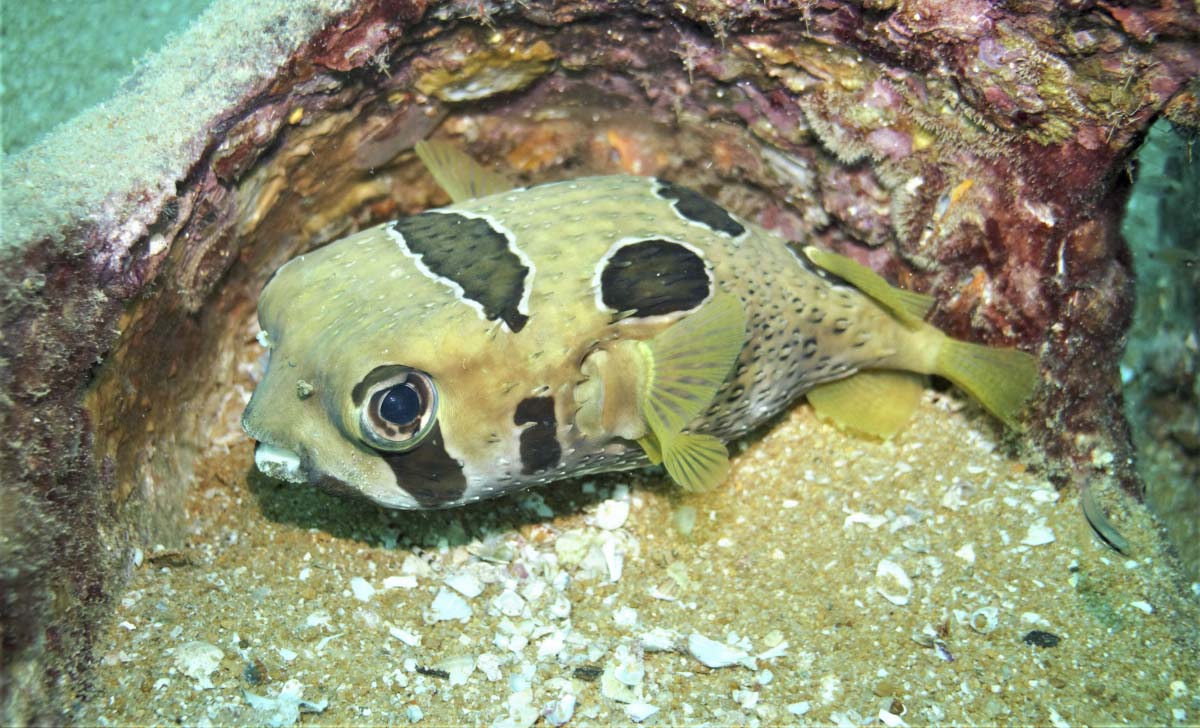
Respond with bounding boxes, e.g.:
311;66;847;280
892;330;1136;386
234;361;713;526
358;369;438;451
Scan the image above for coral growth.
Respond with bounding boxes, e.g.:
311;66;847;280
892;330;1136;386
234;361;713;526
2;0;1199;720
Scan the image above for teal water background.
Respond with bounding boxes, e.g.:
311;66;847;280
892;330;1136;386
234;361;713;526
2;0;212;154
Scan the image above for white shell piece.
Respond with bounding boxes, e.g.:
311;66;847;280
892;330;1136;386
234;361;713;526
174;641;223;690
429;588;472;622
968;606;1000;635
611;645;645;687
436;654;475;686
787;701;812;716
350;577;375;602
626;703;660;723
687;632;756;669
613;606;638;629
1021;521;1056;546
254;443;305;483
875;559;913;606
388;626;421;647
491;589;526;617
543;693;576;726
444;572;485;599
639;628;677;653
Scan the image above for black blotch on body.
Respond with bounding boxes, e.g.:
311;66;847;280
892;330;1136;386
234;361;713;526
514;396;560;474
655;180;746;237
393;212;529;332
378;424;467;507
600;240;710;317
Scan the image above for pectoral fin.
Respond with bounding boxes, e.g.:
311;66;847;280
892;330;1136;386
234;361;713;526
637;292;746;491
638;431;663;465
659;432;731;492
415;139;516;202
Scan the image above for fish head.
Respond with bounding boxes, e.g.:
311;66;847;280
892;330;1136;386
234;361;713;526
241;225;546;510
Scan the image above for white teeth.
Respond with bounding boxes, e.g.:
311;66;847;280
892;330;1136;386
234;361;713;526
254;443;305;483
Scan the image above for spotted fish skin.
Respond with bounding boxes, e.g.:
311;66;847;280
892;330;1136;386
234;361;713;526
243;175;944;509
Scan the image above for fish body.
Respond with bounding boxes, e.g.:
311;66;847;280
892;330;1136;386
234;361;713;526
243;144;1036;509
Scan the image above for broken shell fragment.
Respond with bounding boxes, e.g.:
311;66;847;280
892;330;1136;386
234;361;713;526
968;606;1000;635
875;559;914;606
687;633;756;670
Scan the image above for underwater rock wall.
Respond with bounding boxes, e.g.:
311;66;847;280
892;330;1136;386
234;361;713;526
1;0;1197;721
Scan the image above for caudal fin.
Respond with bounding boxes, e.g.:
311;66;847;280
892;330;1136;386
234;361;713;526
934;337;1039;429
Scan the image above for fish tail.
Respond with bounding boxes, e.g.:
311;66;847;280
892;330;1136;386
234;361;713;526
932;335;1040;429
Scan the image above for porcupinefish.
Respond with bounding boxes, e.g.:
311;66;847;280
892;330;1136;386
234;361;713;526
242;141;1038;509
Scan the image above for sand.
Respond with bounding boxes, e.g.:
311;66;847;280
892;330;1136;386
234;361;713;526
78;395;1199;726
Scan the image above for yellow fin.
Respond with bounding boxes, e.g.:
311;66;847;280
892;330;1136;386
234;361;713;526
660;432;730;493
933;337;1039;429
415;139;515;203
638;292;746;440
639;432;663;465
802;246;933;327
807;370;926;439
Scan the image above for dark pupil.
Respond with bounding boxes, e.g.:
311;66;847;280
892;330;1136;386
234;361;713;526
379;382;422;426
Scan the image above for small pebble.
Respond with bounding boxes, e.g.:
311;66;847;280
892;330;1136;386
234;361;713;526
1022;630;1061;648
593;498;630;530
572;664;603;682
406;704;424;723
672;505;697;536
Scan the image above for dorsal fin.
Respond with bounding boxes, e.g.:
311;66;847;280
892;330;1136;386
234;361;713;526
802;246;934;328
415;139;516;203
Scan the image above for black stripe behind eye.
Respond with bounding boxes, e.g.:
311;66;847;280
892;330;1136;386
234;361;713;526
378;424;467;508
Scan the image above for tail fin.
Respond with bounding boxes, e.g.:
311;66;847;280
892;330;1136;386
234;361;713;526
933;337;1039;429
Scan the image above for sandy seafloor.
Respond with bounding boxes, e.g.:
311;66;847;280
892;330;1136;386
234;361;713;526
79;395;1200;727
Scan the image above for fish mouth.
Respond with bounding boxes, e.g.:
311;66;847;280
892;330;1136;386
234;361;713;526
253;442;308;484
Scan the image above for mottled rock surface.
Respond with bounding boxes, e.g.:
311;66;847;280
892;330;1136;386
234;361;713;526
2;0;1198;721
